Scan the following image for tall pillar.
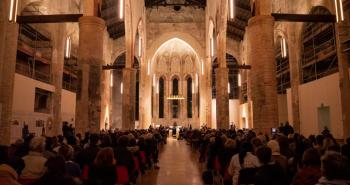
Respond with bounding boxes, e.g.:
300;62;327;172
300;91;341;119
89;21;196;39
50;24;66;136
287;24;301;132
122;68;136;130
0;0;19;145
215;0;229;129
216;67;230;129
76;16;105;134
335;23;350;139
246;15;278;133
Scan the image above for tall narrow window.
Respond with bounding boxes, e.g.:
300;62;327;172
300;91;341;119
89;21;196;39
187;77;193;118
159;77;165;118
172;78;179;118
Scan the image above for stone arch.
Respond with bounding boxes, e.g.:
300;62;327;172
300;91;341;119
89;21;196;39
148;32;204;60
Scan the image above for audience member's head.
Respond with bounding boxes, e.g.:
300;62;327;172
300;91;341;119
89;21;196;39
118;135;130;148
45;156;66;176
94;147;115;166
302;148;321;167
256;146;272;165
58;145;74;161
29;137;45;153
267;140;280;155
321;151;348;181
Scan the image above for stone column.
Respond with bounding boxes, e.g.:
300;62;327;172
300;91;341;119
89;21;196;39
215;67;230;129
246;15;278;134
287;23;301;132
335;23;350;139
0;0;19;145
122;68;136;130
50;24;66;136
214;0;230;129
76;16;105;134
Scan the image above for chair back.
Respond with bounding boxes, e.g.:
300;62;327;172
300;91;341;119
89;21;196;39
116;165;129;185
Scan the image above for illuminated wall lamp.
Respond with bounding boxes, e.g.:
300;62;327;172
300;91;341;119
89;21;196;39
119;0;124;20
334;0;344;22
238;74;241;87
110;72;113;87
229;0;235;20
138;37;142;57
8;0;19;23
201;60;204;75
280;37;287;59
65;36;72;59
120;82;123;94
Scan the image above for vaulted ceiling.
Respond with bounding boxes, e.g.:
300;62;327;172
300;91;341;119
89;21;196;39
227;0;252;42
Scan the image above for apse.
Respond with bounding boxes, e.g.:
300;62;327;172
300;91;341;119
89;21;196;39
150;38;201;128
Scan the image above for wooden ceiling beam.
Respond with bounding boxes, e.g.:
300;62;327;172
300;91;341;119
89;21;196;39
272;13;336;22
17;14;83;24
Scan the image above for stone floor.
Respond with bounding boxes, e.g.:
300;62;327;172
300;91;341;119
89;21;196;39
140;138;204;185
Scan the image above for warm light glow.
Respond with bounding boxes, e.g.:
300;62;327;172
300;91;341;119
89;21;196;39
110;72;113;87
167;95;185;100
119;0;124;19
280;37;287;58
196;73;199;87
156;83;159;94
238;74;241;87
14;0;19;22
192;83;195;94
8;0;16;22
210;38;214;57
334;0;339;22
228;83;231;94
120;82;123;94
138;37;142;57
104;105;109;129
65;36;71;59
229;0;235;19
339;0;344;21
201;60;204;75
147;60;150;75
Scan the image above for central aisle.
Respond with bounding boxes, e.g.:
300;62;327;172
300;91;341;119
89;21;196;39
140;138;203;185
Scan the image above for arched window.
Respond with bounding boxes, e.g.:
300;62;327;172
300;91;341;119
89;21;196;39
211;59;218;98
187;77;193;118
227;53;239;99
212;54;239;99
159;77;165;118
172;78;179;118
134;59;140;121
301;6;337;84
275;36;290;94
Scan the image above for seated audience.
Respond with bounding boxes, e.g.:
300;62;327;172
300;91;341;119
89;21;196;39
316;151;350;185
20;137;47;180
292;148;321;185
255;146;288;185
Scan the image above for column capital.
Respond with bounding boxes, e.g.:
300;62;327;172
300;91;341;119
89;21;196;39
248;15;274;27
79;16;106;30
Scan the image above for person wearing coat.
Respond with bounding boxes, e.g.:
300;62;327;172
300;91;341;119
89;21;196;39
0;163;22;185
